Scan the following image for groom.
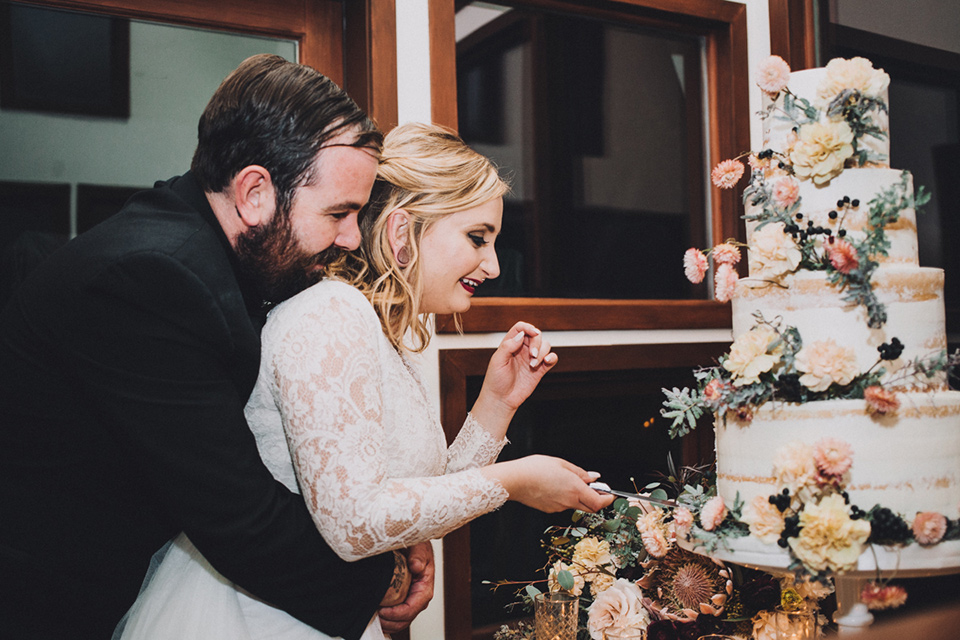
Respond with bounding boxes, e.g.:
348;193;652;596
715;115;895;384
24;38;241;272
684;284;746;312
0;54;431;639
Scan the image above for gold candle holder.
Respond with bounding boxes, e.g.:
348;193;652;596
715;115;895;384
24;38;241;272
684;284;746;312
534;592;578;640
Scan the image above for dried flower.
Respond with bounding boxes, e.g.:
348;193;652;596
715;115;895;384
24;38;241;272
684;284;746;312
700;496;728;531
742;494;786;544
912;512;948;545
712;243;741;265
780;575;834;602
723;324;782;387
819;57;889;101
861;582;907;610
711;159;745;189
748;222;802;280
714;263;739;303
771;176;801;209
864;385;900;414
788;493;871;573
790;120;855;185
683;248;709;284
637;510;672;558
826;237;859;274
587;578;650;640
672;506;694;540
756;55;792;95
813;437;853;478
702;379;725;405
795;338;858;392
548;560;585;596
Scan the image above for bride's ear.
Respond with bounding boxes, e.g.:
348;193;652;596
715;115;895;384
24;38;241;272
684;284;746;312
386;209;412;266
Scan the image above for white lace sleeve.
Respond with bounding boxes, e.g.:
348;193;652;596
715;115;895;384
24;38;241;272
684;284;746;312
446;412;508;473
262;281;508;562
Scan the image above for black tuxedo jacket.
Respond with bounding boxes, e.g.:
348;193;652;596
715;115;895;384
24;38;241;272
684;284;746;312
0;173;393;639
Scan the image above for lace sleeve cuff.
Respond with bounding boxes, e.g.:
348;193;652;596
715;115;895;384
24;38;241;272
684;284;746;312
446;412;509;473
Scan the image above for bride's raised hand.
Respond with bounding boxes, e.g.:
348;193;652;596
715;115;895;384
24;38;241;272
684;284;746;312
476;322;557;418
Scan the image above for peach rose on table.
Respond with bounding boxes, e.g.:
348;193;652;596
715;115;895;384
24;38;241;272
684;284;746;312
795;338;858;392
790;120;854;185
586;578;650;640
748;222;802;280
788;493;871;573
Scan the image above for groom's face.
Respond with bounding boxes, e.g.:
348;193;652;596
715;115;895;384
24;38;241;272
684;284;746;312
236;137;379;304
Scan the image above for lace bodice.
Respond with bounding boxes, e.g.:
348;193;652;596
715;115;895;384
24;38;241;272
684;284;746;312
244;280;509;561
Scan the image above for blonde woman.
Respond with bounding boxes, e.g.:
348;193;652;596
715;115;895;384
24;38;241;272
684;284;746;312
119;123;612;640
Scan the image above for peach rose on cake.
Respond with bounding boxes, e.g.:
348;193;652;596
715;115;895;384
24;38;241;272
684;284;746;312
788;493;871;573
722;324;782;387
790;120;854;185
795;338;858;392
748;222;802;280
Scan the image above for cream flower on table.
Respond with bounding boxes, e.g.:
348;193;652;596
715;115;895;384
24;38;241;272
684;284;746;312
573;536;613;576
547;560;585;596
795;338;858;392
590;570;616;595
742;494;786;544
748;222;802;280
790;120;854;185
788;493;871;573
819;57;890;101
586;578;650;640
723;324;782;387
772;441;819;502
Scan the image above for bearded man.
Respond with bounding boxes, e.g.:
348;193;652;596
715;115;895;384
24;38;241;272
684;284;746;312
0;54;430;640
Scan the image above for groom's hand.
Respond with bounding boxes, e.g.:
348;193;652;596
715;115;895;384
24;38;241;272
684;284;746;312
379;550;412;607
379;541;435;633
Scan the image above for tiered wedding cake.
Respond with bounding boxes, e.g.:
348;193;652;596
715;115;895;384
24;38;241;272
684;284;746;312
665;56;960;575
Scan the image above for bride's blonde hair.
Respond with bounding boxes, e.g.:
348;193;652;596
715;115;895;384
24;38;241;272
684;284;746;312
335;122;508;353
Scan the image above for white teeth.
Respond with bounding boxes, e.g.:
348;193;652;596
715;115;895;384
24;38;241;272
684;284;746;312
461;278;481;287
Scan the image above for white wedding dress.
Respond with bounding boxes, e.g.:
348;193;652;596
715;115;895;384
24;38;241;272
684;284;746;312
119;279;510;639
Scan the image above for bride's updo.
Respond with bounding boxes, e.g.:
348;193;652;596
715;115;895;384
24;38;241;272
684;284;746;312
340;122;507;353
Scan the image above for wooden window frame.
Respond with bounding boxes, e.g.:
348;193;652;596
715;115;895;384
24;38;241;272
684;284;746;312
429;0;749;333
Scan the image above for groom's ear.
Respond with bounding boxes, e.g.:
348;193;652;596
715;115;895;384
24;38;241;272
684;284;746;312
233;165;276;229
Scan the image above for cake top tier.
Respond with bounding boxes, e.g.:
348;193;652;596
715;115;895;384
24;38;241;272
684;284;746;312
760;57;891;176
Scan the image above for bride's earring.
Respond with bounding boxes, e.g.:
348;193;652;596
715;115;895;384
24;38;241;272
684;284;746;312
397;246;410;266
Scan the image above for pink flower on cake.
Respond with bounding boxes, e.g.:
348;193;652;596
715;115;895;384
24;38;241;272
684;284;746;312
683;248;709;284
586;578;650;640
701;378;726;407
742;494;785;544
860;582;907;610
826;237;859;274
912;512;948;546
771;176;801;209
788;493;871;573
813;437;853;478
748;221;802;280
700;496;728;531
819;57;890;102
795;338;858;392
722;324;782;387
714;263;739;303
772;441;819;501
711;158;745;189
864;385;900;414
672;506;694;539
711;242;741;265
790;120;855;185
756;55;791;95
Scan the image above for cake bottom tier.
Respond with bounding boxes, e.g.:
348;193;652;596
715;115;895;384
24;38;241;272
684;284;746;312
715;392;960;518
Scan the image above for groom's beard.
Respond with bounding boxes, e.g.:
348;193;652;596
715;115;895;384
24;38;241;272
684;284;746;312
235;206;342;305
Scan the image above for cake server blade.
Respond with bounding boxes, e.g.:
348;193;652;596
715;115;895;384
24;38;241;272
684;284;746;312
589;482;679;509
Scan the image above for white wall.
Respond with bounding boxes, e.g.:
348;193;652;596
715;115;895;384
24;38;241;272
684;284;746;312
832;0;960;55
395;1;769;637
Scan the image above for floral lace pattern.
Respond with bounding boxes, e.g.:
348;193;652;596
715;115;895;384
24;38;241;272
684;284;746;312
244;280;509;562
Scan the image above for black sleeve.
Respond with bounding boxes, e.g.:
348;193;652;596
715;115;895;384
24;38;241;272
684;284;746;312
65;252;394;639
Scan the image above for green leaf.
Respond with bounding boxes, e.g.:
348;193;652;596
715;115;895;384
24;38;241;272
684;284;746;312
557;570;575;591
525;585;542;599
650;488;669;501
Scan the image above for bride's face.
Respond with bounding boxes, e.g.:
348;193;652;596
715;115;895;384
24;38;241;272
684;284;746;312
417;198;502;315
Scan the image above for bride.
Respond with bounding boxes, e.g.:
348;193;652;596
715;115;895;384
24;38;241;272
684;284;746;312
118;122;613;639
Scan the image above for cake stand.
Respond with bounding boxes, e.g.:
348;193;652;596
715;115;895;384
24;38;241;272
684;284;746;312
678;537;960;634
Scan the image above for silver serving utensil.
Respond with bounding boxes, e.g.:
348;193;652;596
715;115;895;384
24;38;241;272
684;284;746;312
589;481;679;509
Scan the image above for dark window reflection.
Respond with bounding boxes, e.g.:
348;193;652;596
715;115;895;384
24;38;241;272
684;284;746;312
457;5;708;300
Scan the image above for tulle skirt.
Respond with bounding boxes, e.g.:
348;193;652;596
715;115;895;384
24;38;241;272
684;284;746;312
116;533;383;640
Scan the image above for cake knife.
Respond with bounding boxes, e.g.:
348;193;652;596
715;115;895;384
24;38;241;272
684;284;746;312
589;481;679;509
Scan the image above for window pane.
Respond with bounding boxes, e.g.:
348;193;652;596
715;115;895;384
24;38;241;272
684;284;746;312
457;3;709;300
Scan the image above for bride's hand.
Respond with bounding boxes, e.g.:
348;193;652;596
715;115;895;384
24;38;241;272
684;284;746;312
482;455;614;513
475;322;557;421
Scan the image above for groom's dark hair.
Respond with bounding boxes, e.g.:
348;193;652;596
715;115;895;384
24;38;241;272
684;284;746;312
191;53;382;214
